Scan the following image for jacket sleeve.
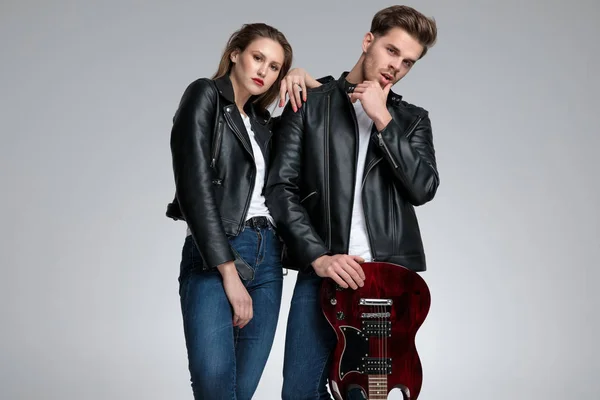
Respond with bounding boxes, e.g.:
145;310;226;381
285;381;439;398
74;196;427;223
373;111;440;206
170;79;234;269
265;103;330;270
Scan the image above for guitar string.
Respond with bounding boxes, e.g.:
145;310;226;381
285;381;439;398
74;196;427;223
376;303;380;398
381;303;386;397
383;303;386;386
385;301;389;398
382;302;386;394
380;302;384;395
378;303;381;385
379;303;383;393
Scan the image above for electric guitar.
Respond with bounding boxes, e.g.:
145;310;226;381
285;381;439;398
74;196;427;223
320;262;430;400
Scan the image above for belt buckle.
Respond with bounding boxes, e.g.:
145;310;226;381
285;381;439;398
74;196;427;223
247;216;269;229
256;216;268;228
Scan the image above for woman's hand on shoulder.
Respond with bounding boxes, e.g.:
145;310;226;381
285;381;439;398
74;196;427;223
279;68;322;112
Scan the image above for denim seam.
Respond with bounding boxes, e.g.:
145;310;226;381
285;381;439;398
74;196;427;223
256;229;264;265
232;327;240;399
230;352;237;400
314;352;330;399
233;325;240;349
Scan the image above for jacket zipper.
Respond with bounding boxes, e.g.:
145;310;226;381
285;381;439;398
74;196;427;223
224;108;256;234
300;191;317;203
344;93;361;253
377;132;399;169
405;115;423;138
325;95;331;247
224;111;254;157
360;157;382;192
361;156;381;260
389;188;396;254
239;170;256;234
360;157;381;261
210;119;223;168
362;192;378;262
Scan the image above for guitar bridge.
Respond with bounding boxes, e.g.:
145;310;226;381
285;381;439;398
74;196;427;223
361;312;391;319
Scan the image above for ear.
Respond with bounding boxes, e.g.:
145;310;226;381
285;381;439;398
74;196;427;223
362;32;375;53
230;49;240;63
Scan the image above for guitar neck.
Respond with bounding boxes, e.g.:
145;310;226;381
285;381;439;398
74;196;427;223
368;375;388;399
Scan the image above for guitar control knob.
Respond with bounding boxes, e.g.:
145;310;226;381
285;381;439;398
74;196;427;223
336;312;345;320
330;298;337;305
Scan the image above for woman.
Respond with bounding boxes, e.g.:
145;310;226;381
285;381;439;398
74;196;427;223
166;23;319;399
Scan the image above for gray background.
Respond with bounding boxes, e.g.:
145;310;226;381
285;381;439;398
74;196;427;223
1;0;598;399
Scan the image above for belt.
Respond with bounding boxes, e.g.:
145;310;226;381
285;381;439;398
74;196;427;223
244;216;271;229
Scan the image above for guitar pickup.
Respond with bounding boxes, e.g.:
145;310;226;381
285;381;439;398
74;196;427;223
359;298;393;306
361;357;392;374
361;320;392;337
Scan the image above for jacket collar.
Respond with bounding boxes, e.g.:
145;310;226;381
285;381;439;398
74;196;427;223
214;73;270;124
213;73;272;164
336;71;403;105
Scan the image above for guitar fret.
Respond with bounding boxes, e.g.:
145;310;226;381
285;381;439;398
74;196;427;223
368;375;388;400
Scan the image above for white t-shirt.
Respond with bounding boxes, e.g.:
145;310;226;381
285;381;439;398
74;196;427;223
241;113;273;224
347;99;374;261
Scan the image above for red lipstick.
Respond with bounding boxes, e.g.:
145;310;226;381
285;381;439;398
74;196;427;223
252;78;264;87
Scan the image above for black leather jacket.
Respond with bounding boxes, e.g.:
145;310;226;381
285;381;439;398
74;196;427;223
166;74;274;270
265;72;440;273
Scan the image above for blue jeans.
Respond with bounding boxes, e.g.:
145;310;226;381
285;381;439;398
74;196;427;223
282;271;367;400
179;224;283;400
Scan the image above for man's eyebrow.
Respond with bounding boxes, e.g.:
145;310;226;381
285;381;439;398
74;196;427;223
388;44;417;63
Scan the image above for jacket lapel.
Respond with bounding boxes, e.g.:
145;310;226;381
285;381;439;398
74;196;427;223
223;104;254;157
212;74;275;165
214;75;253;156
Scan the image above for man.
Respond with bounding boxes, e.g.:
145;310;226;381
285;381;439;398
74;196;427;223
265;5;439;400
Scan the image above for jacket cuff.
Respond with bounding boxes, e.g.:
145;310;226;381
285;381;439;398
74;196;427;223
299;246;331;273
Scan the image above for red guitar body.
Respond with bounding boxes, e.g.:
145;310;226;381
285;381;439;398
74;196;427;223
320;262;430;400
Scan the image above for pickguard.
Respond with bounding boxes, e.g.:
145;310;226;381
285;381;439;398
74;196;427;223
338;326;369;380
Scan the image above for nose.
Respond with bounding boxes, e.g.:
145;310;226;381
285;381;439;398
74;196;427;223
257;65;267;78
389;58;402;74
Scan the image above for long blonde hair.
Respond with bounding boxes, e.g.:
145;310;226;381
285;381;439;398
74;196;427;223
213;23;293;111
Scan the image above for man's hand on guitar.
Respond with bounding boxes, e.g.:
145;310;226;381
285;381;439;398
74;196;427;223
312;254;366;289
